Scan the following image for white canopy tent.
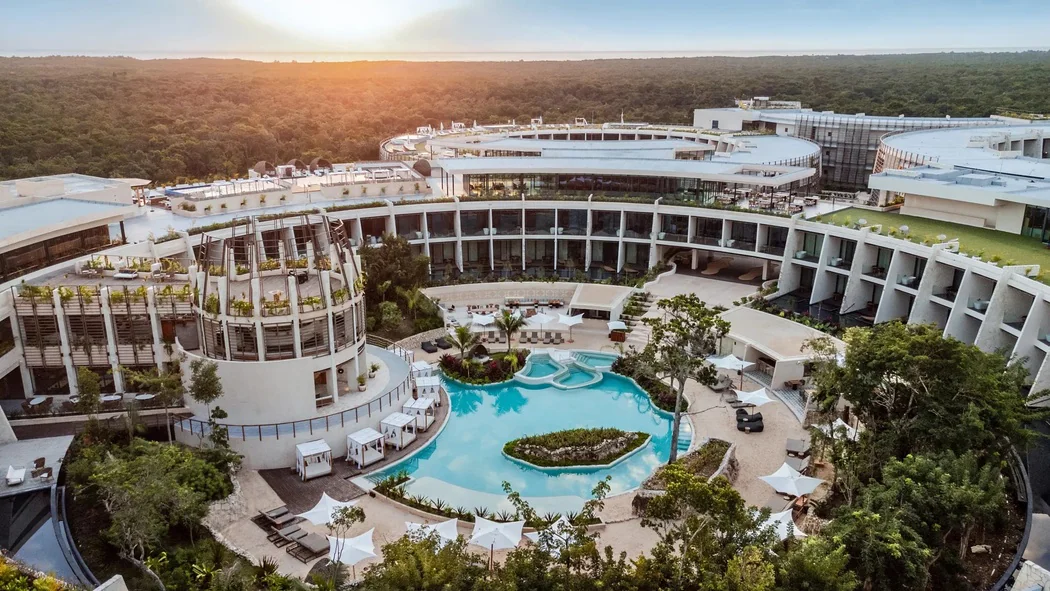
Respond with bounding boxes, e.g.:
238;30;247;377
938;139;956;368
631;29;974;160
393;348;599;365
406;518;460;548
414;375;442;398
759;463;825;497
381;412;418;450
328;528;376;579
410;360;433;378
297;493;359;526
734;387;775;414
607;320;628;331
403;396;437;430
295;439;333;481
346;428;385;469
762;509;806;541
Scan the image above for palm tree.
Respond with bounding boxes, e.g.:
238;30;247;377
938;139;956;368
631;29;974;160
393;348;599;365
448;325;479;360
494;309;527;353
397;286;424;320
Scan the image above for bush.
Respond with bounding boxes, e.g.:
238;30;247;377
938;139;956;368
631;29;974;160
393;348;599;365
377;300;403;330
439;350;528;385
504;428;650;467
612;350;683;412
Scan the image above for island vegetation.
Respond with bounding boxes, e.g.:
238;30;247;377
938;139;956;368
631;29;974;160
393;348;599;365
503;428;650;468
2;53;1049;184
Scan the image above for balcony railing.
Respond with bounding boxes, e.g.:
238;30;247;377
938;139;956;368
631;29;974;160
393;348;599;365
692;235;720;246
761;245;786;257
827;257;852;270
656;232;688;243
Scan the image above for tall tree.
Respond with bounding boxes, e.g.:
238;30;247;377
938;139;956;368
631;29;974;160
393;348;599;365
825;509;930;591
494;309;526;352
122;365;185;443
642;294;729;462
775;537;859;591
359;234;429;309
448;325;479;361
75;367;102;415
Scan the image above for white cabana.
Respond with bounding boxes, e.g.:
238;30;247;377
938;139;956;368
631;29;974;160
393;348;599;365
295;439;333;481
759;463;825;497
406;518;460;548
558;313;584;343
381;412;418;450
346;428;385;469
410;360;433;378
403;396;437;430
297;493;359;525
607;320;628;331
328;528;376;579
414;375;442;398
816;418;859;441
762;509;807;541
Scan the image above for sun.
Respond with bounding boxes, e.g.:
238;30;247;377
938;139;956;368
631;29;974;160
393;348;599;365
228;0;462;47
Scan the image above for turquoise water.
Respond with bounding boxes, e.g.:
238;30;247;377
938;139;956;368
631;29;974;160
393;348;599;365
574;352;620;368
521;356;561;378
553;366;599;387
373;373;685;511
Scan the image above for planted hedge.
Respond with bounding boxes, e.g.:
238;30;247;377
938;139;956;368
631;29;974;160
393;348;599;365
503;428;650;467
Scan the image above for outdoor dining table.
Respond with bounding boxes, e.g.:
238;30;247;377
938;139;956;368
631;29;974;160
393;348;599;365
134;393;156;401
100;395;122;403
27;397;47;406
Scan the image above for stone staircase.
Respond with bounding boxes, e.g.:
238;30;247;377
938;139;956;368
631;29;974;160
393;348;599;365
744;370;807;422
622;291;655;348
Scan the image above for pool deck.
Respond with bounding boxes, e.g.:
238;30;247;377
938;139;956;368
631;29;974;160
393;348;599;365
209;274;813;579
0;436;72;498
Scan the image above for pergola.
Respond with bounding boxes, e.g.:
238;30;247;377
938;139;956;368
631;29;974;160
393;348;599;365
295;439;333;481
381;412;418;450
403;396;437;431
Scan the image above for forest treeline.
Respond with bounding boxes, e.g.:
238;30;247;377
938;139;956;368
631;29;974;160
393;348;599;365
1;52;1049;184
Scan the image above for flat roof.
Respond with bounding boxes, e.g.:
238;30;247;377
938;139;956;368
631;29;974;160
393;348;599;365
0;435;73;498
0;173;126;196
569;284;632;311
0;199;128;241
881;125;1050;179
429;137;705;152
712;135;819;164
721;306;844;360
870;165;1050;208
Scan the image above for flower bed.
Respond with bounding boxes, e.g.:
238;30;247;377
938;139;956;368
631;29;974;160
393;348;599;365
439;350;528;385
503;428;650;468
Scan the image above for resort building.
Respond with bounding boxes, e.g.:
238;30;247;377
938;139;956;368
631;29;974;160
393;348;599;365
868;125;1050;235
692;97;1008;191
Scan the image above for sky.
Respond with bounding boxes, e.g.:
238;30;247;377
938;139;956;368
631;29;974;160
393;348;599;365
1;0;1048;58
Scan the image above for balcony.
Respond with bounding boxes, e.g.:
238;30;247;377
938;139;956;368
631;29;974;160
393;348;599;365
863;265;888;280
792;250;821;264
761;245;786;257
933;286;959;302
655;231;687;243
723;238;756;251
895;274;921;288
827;257;852;271
967;298;991;315
692;234;721;247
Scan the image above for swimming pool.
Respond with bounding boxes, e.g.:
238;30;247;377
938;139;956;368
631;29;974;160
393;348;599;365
520;357;561;378
372;372;689;513
552;366;602;388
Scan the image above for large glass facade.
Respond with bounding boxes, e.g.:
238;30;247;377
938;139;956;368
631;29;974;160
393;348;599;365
464;173;728;201
1022;205;1050;242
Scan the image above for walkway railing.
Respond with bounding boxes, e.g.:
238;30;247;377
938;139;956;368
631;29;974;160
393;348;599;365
174;341;413;441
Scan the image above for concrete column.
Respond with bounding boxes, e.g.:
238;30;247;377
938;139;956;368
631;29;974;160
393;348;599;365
454;202;464;271
53;289;77;396
289;275;302;358
146;287;165;372
617;211;626;272
584;205;593;271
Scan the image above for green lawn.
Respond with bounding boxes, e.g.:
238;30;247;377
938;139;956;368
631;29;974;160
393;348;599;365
817;208;1050;284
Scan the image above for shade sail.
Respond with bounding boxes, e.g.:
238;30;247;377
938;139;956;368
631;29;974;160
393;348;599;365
406;518;459;547
469;517;524;551
734;387;775;408
297;493;359;526
328;528;375;566
707;354;755;371
762;509;806;540
759;463;824;497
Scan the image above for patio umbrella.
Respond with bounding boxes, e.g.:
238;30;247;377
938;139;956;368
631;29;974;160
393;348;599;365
734;387;775;415
406;518;460;548
762;509;806;541
472;313;496;326
470;517;524;568
707;354;755;388
328;528;375;580
296;493;359;526
759;463;824;497
528;312;554;339
524;516;574;557
607;320;628;331
558;313;584;343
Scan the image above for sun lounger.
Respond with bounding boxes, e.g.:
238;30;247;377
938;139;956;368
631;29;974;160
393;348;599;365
288;532;330;563
786;456;811;474
736;409;763;423
269;525;308;548
709;376;732;393
786;438;811;457
738;267;763;281
435;337;452;350
736;420;764;433
421;341;438;354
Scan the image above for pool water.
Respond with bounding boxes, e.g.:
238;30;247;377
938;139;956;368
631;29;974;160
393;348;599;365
573;352;620;369
373;373;688;513
521;357;561;378
553;366;600;387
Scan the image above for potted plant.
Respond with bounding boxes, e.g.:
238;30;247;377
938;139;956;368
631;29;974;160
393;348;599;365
357;373;367;392
369;362;379;379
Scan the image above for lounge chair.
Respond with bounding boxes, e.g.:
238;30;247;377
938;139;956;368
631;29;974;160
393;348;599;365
786;456;811;474
269;525;308;548
738;267;763;281
421;341;439;354
709;376;732;393
737;420;764;433
435;337;452;350
786;438;811;457
288;532;330;563
31;467;53;482
5;466;25;486
736;409;763;423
